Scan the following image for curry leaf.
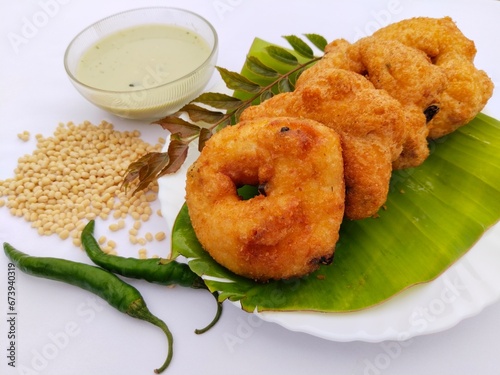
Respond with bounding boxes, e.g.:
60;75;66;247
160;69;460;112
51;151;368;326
289;66;306;86
283;35;314;58
260;90;274;103
122;152;170;194
216;66;262;93
266;46;299;65
193;92;243;111
304;33;328;51
153;116;200;138
180;104;225;124
158;138;190;177
245;56;280;78
198;128;213;151
278;77;294;93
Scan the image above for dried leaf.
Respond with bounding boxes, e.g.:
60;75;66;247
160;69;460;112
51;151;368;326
265;46;299;65
180;104;225;124
153;116;200;138
216;66;262;93
245;56;279;78
193;92;243;111
304;33;328;51
122;152;170;194
199;128;213;151
283;35;314;59
158;138;190;177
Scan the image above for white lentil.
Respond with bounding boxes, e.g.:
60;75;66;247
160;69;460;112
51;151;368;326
59;229;70;240
0;121;162;250
145;192;157;202
155;232;166;242
17;130;30;142
109;223;120;232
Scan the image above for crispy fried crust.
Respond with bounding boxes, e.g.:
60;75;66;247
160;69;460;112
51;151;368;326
372;16;494;138
241;67;406;220
243;16;493;218
185;17;494;281
324;36;448;169
185;117;345;281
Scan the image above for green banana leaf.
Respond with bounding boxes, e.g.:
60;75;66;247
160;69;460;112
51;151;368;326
171;38;500;313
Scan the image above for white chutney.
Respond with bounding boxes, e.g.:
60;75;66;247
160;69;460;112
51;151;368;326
76;24;211;92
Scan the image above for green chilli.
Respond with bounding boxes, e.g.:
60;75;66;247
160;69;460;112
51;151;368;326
81;220;222;334
81;220;205;288
3;242;173;374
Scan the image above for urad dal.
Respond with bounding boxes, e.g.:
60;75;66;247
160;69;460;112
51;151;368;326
0;120;167;254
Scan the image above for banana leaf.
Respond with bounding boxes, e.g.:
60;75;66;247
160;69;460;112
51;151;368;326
171;38;500;313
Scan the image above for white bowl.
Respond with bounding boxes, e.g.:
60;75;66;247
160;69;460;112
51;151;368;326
64;7;218;120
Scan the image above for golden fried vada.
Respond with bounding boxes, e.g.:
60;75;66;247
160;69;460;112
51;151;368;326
323;37;448;169
241;66;406;220
185;117;345;281
372;16;494;138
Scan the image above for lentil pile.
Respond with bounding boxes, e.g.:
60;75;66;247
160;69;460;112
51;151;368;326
0;120;167;256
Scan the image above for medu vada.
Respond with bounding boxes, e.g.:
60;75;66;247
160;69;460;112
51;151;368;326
322;36;448;169
371;16;494;138
241;66;407;220
185;117;345;281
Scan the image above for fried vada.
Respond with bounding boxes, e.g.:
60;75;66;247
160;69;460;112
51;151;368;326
185;117;345;281
241;66;407;220
371;16;494;138
323;36;448;169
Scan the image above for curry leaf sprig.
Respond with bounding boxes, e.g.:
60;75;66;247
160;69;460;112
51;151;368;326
122;34;327;194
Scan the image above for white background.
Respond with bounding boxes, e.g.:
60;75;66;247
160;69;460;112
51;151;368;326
1;1;500;374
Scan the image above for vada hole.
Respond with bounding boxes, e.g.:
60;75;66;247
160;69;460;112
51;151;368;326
236;184;267;200
424;104;440;123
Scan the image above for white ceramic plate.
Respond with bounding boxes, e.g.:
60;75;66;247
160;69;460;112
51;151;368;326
158;3;500;342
